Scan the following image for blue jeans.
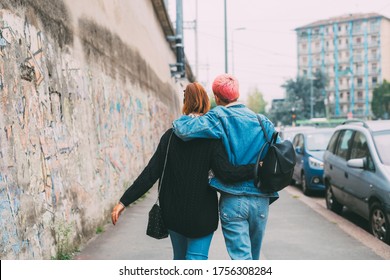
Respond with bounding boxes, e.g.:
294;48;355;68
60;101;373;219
219;193;269;260
168;230;214;260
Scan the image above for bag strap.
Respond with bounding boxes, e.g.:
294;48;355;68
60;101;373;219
257;114;278;144
257;115;269;143
156;131;173;204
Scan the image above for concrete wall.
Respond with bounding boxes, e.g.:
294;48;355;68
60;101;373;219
0;0;184;259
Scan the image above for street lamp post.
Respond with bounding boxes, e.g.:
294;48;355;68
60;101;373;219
307;75;316;119
310;77;314;119
224;0;228;73
232;27;246;76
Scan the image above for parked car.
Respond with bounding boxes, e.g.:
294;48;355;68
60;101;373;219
292;128;335;195
323;120;390;244
279;125;316;142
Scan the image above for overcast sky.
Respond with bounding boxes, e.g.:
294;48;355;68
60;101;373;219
167;0;390;105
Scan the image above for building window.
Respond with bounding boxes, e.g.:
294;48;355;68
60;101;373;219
356;37;362;44
357;78;363;86
302;43;307;50
372;63;377;72
358;91;363;99
371;49;377;60
372;77;378;85
354;23;362;32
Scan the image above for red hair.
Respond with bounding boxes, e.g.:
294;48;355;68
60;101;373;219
182;82;210;115
212;74;239;103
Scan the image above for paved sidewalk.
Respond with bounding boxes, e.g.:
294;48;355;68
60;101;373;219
74;186;389;260
74;187;230;260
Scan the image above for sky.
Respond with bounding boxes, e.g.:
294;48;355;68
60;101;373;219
167;0;390;105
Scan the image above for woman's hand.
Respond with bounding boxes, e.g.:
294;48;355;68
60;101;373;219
111;203;125;225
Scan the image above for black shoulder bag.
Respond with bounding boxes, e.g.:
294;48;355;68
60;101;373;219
254;115;296;193
146;131;173;239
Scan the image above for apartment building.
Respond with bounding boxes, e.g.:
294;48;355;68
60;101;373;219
296;13;390;119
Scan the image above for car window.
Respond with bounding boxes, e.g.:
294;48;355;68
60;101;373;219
299;134;304;149
292;134;300;147
327;131;340;154
373;131;390;165
350;132;368;159
335;129;354;160
350;132;375;171
293;134;304;149
306;131;334;151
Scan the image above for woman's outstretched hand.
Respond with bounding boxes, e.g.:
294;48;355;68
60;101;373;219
111;203;125;225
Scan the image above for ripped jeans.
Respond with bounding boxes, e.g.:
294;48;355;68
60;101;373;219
219;193;269;260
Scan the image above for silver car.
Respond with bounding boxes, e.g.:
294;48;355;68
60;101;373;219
323;120;390;244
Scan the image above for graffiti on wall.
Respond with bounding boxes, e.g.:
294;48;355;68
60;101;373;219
0;6;179;259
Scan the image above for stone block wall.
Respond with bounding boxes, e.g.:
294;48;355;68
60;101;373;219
0;0;183;259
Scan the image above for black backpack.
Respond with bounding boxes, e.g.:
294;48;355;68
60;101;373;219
254;115;296;193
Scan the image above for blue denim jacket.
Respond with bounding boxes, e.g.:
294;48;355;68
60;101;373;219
173;103;279;202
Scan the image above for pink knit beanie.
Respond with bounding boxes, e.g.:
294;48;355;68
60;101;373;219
212;74;239;102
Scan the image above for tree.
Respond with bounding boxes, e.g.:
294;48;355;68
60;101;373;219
268;98;304;126
209;95;217;109
371;80;390;119
282;70;328;120
246;87;267;114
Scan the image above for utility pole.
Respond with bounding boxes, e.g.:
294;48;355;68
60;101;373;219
195;0;199;78
176;0;184;76
169;0;185;78
224;0;228;73
232;27;246;76
310;77;314;119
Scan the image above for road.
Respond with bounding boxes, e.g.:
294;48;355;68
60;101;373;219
74;185;390;260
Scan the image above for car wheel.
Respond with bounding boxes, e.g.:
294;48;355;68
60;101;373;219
325;184;343;214
369;202;390;244
301;173;311;196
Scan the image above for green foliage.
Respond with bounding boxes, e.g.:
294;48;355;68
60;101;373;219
282;70;328;120
371;80;390;119
246;87;267;114
53;221;74;260
96;226;104;234
268;99;302;126
209;95;217;109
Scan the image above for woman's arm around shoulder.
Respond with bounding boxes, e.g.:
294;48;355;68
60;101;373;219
210;140;255;183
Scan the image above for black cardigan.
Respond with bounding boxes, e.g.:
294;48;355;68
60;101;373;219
120;128;254;238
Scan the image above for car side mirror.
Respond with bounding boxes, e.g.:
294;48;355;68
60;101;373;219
295;147;302;154
347;158;365;169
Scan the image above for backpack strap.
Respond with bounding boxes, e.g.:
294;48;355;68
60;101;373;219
256;115;269;143
257;115;278;144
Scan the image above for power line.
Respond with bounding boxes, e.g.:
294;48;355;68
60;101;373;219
196;31;296;58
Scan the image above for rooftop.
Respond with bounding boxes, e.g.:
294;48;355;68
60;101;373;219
295;13;389;30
